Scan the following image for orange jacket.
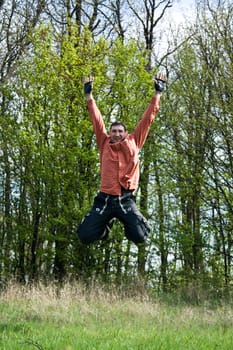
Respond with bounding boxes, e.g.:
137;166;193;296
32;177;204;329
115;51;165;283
87;95;160;195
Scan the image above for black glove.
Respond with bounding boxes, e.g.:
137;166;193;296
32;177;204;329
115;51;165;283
84;80;93;94
154;77;166;92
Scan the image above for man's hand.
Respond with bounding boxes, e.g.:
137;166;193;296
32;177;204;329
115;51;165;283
83;76;94;95
154;72;166;93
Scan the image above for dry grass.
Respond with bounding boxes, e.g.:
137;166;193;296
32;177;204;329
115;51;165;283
0;280;155;322
1;280;233;328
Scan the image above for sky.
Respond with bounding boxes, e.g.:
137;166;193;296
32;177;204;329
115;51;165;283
155;0;196;54
166;0;196;26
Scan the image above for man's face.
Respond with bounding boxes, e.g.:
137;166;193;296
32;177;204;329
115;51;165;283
109;125;126;143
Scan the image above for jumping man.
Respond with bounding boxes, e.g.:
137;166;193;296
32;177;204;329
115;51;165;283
77;73;166;244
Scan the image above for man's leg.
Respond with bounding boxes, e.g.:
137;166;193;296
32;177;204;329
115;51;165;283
77;192;113;244
116;194;151;244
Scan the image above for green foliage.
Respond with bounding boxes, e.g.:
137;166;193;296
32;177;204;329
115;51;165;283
0;23;157;283
102;38;153;131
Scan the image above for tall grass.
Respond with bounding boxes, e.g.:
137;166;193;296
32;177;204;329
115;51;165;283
0;281;233;349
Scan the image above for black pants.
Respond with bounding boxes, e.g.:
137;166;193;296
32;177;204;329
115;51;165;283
77;190;150;244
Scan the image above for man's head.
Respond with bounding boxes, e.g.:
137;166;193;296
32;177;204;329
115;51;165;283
109;121;127;143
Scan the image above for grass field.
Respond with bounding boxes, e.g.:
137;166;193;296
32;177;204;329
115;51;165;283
0;282;233;350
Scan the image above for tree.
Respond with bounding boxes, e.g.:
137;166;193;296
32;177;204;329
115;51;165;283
127;0;173;69
0;0;47;282
150;1;233;291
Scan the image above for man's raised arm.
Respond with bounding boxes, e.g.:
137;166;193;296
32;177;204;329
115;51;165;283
132;72;167;148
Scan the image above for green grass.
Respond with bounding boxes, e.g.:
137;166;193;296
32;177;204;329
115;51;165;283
0;282;233;349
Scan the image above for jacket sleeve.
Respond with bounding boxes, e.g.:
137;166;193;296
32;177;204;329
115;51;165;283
87;99;108;149
132;95;160;149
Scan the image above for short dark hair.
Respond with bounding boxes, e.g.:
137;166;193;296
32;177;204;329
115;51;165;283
110;121;127;132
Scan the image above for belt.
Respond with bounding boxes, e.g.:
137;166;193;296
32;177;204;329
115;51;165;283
121;187;133;195
100;187;133;197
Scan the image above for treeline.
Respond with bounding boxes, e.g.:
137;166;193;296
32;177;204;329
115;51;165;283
0;0;232;295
